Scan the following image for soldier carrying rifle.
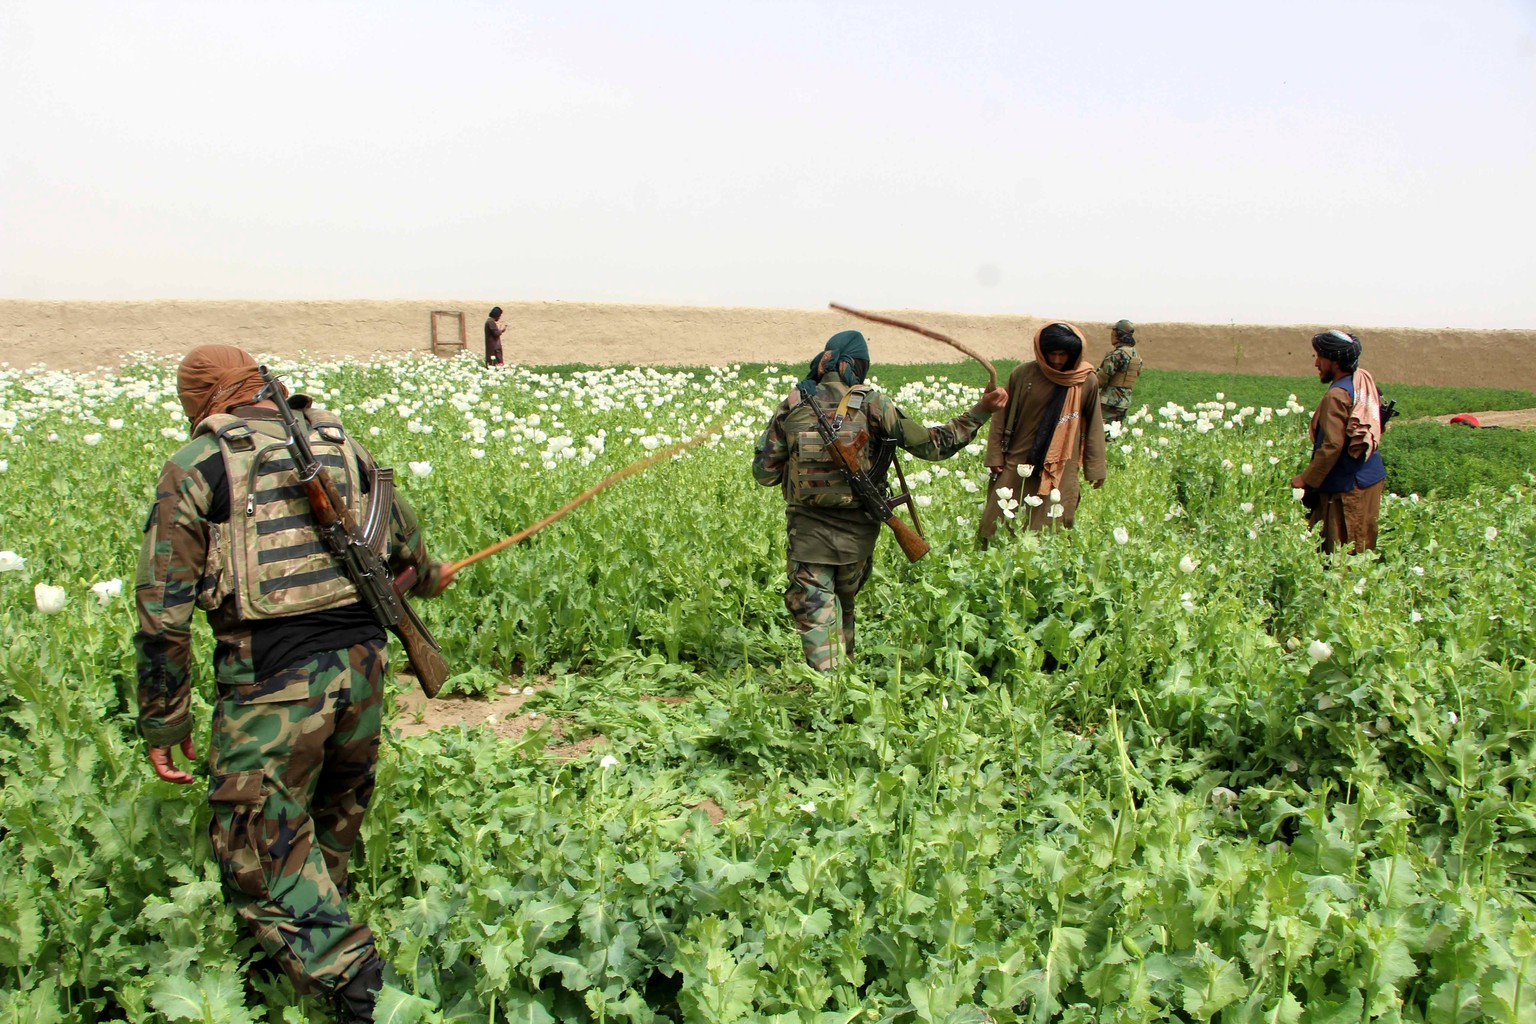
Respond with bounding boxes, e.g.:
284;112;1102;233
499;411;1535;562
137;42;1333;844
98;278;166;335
134;344;448;1022
753;329;1007;672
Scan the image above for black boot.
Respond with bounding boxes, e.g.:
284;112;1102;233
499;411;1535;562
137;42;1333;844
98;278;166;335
331;955;383;1023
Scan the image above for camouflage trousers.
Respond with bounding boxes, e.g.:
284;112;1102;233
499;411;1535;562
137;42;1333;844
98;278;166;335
1102;406;1128;424
208;639;386;996
785;559;872;672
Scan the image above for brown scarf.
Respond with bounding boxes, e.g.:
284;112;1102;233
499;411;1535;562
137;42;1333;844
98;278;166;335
1034;323;1096;495
177;345;270;429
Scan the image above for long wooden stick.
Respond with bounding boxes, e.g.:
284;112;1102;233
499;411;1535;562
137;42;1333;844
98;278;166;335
830;302;998;390
444;418;726;575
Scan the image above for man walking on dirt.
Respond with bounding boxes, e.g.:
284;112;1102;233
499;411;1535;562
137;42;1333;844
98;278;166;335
1289;329;1387;553
134;344;449;1021
1095;319;1142;426
753;329;1007;671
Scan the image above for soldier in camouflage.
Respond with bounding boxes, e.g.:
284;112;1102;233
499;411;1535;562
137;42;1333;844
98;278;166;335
753;330;1007;671
1095;319;1143;425
135;344;447;1022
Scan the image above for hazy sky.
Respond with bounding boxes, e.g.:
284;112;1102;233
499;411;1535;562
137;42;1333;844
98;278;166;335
3;1;1534;327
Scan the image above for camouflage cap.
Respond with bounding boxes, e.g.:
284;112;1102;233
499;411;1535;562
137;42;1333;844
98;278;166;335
1113;319;1135;334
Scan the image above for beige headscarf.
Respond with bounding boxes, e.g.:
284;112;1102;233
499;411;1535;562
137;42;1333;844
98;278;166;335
1346;368;1384;458
1034;323;1096;495
176;345;269;428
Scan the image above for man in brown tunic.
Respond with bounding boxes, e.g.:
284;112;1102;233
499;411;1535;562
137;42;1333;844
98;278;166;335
980;323;1107;537
484;306;507;366
1289;329;1386;553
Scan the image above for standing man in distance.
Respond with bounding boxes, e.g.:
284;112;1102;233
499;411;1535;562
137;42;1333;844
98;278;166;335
484;306;507;367
753;329;1007;671
980;323;1107;538
1289;329;1386;554
135;344;448;1022
1095;319;1143;426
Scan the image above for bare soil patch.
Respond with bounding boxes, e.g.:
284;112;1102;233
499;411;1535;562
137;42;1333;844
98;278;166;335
390;676;605;760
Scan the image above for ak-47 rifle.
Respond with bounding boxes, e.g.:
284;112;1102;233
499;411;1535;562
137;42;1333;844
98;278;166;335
257;367;450;698
799;384;930;562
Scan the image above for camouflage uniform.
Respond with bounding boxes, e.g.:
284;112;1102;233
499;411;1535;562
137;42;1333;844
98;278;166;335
753;378;990;670
135;402;436;1006
1095;343;1143;424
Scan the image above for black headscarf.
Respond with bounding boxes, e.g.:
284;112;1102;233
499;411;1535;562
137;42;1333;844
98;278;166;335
1312;330;1361;373
1028;323;1084;470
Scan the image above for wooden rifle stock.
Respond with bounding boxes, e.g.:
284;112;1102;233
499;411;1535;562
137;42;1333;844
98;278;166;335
885;514;930;561
824;430;929;563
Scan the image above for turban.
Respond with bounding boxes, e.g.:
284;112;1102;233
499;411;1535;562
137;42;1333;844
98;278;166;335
1312;329;1362;373
177;345;269;429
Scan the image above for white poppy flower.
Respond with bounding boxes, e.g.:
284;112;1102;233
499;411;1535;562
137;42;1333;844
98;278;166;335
1018;463;1035;477
1023;494;1043;507
1240;502;1254;514
34;583;66;614
0;550;24;572
90;578;123;605
408;461;432;477
995;486;1013;501
1240;463;1254;475
1113;527;1129;545
522;686;536;695
83;433;102;446
1049;488;1061;503
1179;555;1200;574
1307;640;1334;663
914;494;932;507
1410;610;1423;623
108;418;125;430
1046;504;1064;519
1486;526;1499;542
798;801;817;814
599;754;619;768
1292;487;1307;501
0;460;7;473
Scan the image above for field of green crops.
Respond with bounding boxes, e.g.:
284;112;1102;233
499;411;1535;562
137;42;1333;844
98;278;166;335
2;354;1535;1023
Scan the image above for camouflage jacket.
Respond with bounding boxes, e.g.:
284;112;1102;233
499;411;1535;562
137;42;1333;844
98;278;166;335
752;377;991;563
1095;345;1142;411
134;406;433;746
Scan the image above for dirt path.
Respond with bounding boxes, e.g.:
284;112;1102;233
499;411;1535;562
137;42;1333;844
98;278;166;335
1426;409;1536;429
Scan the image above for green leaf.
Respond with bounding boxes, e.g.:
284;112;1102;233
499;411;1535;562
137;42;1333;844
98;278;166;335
375;986;442;1024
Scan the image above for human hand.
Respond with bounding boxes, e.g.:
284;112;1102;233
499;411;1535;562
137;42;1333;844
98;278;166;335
978;387;1009;412
149;736;197;784
1289;475;1305;490
1090;478;1105;490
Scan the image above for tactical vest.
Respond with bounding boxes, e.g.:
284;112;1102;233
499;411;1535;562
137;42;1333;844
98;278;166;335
195;406;368;620
783;385;875;508
1107;346;1143;389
